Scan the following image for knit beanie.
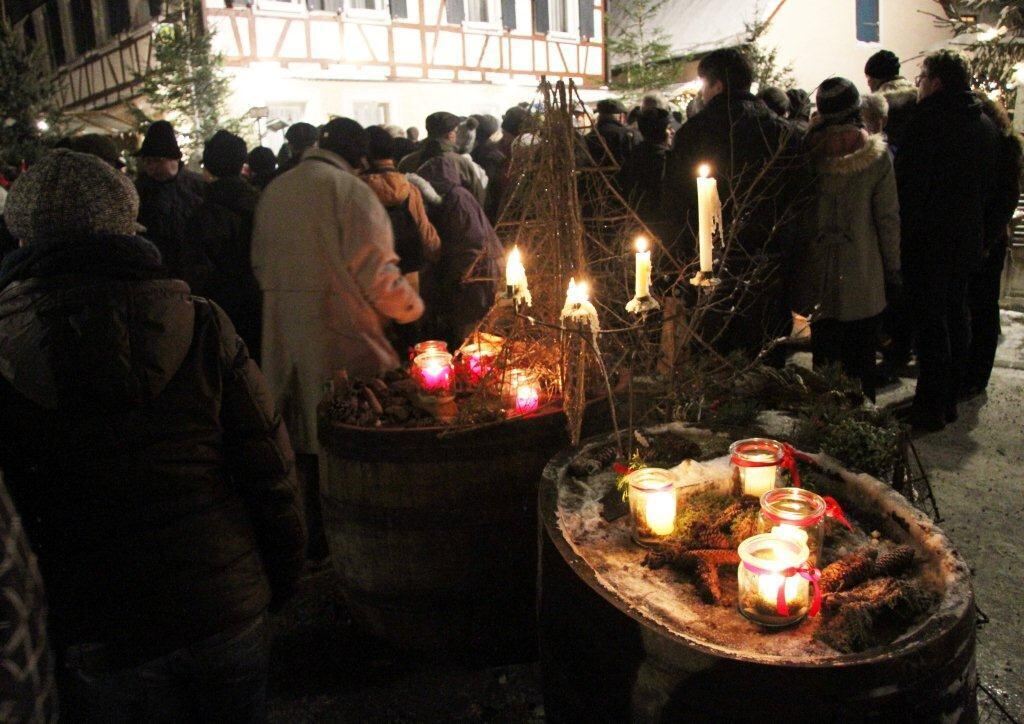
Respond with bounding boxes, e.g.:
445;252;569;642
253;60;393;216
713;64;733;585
318;117;369;167
135;120;182;160
203;129;248;178
864;50;900;81
816;77;861;124
471;114;500;141
5;149;140;243
285;122;318;149
247;146;277;175
501;106;530;136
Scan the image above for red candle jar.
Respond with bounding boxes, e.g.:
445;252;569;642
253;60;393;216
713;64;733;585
413;350;454;394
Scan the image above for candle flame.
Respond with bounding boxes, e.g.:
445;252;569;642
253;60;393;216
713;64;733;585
698;164;710;179
508;245;522;266
635;235;648;253
566;277;590;304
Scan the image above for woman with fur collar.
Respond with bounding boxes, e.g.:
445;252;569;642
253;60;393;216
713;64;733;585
800;77;901;400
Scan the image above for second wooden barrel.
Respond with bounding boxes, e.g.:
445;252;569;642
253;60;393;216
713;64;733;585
320;405;609;662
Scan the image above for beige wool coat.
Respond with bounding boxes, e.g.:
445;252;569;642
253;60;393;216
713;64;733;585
802;132;901;322
252;148;423;454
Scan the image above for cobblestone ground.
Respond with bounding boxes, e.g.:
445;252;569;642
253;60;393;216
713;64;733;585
268;312;1024;722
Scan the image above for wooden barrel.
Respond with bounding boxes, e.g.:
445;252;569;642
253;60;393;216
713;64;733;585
320;404;610;662
539;435;978;722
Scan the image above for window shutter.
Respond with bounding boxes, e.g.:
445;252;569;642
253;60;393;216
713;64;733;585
577;0;592;37
533;0;548;33
501;0;515;29
855;0;879;43
390;0;407;17
446;0;464;24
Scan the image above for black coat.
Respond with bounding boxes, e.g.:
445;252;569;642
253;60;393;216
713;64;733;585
895;90;1001;282
586;117;640;168
182;176;262;361
619;140;670;237
664;91;808;260
135;168;206;278
0;235;305;665
472;140;507;222
664;91;810;356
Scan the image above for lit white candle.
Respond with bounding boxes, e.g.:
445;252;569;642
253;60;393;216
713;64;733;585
560;277;599;331
634;236;652;298
644;490;677;536
504;245;531;306
696;164;721;274
739;453;778;498
771;525;809;547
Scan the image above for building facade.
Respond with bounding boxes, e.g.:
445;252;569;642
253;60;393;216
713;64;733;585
6;0;606;143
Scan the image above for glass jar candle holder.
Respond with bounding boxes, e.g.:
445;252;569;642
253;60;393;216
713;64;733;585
460;341;500;384
730;438;786;498
413;350;454;395
737;533;820;628
626;468;677;546
410;340;448;361
757;487;827;567
502;368;541;415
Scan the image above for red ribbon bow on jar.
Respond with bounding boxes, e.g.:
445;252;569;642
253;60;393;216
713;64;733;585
822;496;853;530
743;560;822;618
781;443;814;488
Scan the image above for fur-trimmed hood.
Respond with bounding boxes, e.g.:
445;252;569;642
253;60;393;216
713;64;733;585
817;133;888;175
878;77;917;113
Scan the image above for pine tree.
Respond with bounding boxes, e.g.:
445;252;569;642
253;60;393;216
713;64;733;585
938;0;1024;107
0;19;62;165
607;0;682;93
744;18;794;90
134;0;235;156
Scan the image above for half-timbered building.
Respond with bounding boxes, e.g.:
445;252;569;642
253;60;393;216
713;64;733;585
4;0;606;143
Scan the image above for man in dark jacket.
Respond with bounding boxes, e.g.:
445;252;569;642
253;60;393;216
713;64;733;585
664;48;808;361
470;114;507;223
620;107;671;238
586;98;639;168
134;120;206;278
0;149;305;721
184;130;263;361
895;50;1000;430
275;121;318;177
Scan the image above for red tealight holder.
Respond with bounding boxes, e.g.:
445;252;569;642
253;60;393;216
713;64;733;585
413;350;454;394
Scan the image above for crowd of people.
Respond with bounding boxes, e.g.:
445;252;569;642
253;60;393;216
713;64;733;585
0;43;1019;721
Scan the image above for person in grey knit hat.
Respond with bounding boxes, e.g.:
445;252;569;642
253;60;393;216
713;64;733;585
0;146;304;721
5;149;140;243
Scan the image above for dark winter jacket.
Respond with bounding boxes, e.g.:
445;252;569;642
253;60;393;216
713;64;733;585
398;139;486;206
664;91;809;261
983;128;1023;255
135;167;206;278
895;89;1000;282
586;117;640;168
0;234;305;666
416;157;501;346
181;175;263;360
619;139;670;236
471;139;508;222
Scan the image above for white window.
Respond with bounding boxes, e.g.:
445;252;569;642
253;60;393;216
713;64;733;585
256;0;304;13
345;0;388;17
465;0;488;23
548;0;577;36
353;101;390;127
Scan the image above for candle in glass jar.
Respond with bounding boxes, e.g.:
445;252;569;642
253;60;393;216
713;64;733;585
737;533;812;627
413;350;453;393
503;368;540;415
461;341;499;382
626;468;677;545
696;164;721;274
634;236;652;298
740;453;777;497
730;438;785;498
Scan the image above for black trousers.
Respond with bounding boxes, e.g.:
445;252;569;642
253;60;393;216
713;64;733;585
965;243;1007;391
812;314;881;401
907;270;970;424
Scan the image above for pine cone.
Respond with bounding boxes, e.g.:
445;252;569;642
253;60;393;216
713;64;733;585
686;522;733;550
874;545;915;577
591;444;618;467
677;549;740;606
820;548;877;593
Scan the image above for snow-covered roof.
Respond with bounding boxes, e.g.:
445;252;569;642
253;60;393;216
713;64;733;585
608;0;784;65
